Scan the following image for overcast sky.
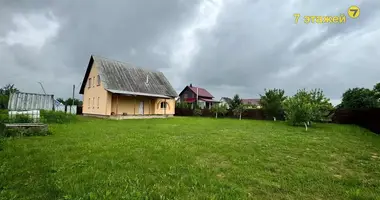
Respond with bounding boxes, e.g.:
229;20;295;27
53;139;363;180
1;0;379;105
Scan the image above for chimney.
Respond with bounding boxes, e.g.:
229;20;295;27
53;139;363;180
190;83;193;87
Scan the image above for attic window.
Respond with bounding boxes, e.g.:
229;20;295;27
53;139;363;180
97;75;101;86
88;78;92;88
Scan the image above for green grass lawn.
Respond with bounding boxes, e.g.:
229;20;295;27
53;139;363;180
1;117;380;200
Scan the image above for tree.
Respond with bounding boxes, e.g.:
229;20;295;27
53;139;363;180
56;98;83;106
56;98;65;104
283;89;314;129
210;104;228;118
65;98;83;106
176;101;191;109
373;82;380;100
229;94;242;110
0;84;20;109
283;88;333;130
308;88;334;122
259;88;286;120
340;88;378;109
233;104;247;120
0;84;19;96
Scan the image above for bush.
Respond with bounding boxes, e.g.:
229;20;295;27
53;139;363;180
13;114;34;123
193;108;202;116
259;88;286;120
283;89;333;128
0;109;8;123
40;110;77;124
1;126;51;137
210;104;228;118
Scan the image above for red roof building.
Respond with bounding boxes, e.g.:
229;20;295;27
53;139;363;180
178;84;218;108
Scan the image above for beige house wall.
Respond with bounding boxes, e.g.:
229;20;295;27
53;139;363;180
110;95;175;115
82;62;110;115
82;62;176;116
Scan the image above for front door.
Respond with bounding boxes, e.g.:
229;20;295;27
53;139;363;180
139;101;144;115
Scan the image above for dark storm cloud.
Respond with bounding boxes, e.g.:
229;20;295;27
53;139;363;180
184;0;380;102
0;0;201;97
0;0;379;105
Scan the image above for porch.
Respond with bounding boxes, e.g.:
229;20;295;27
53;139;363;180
184;97;220;109
109;92;175;117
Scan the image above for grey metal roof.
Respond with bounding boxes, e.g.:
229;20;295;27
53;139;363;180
8;92;54;111
79;55;178;98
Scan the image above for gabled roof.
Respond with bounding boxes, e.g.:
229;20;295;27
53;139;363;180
79;55;178;98
241;98;260;105
220;97;232;102
178;85;214;98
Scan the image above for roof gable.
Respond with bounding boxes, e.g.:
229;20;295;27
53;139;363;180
79;55;178;97
178;85;214;98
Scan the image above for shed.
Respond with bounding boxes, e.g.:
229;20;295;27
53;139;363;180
8;92;55;111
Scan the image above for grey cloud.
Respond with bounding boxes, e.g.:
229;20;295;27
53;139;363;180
0;0;379;104
184;0;380;100
294;0;380;54
0;0;201;98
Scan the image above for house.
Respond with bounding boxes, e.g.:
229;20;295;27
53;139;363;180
178;84;218;109
79;55;178;119
241;98;261;108
219;97;232;109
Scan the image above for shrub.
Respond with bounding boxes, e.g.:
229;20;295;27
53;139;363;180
283;92;313;126
283;89;333;129
193;108;202;116
40;110;77;124
13;114;34;123
259;88;286;120
233;104;247;120
210;104;228;118
176;102;191;109
2;126;51;137
0;109;8;123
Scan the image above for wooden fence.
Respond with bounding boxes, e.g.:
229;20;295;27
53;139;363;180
175;108;266;120
332;108;380;134
176;107;380;134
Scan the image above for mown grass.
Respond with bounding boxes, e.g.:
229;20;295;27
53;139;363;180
1;117;380;200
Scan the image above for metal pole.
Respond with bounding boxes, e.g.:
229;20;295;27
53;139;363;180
38;82;47;94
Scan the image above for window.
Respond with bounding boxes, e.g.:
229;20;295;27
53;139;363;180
93;97;95;108
160;102;167;109
88;98;90;108
97;97;100;108
97;75;101;86
184;93;188;98
93;76;95;87
88;78;92;88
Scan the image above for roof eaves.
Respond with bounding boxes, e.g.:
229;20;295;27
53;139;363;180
106;89;173;99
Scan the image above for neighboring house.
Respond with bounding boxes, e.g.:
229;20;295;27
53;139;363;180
178;84;219;109
79;55;178;118
241;98;261;108
219;97;232;109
